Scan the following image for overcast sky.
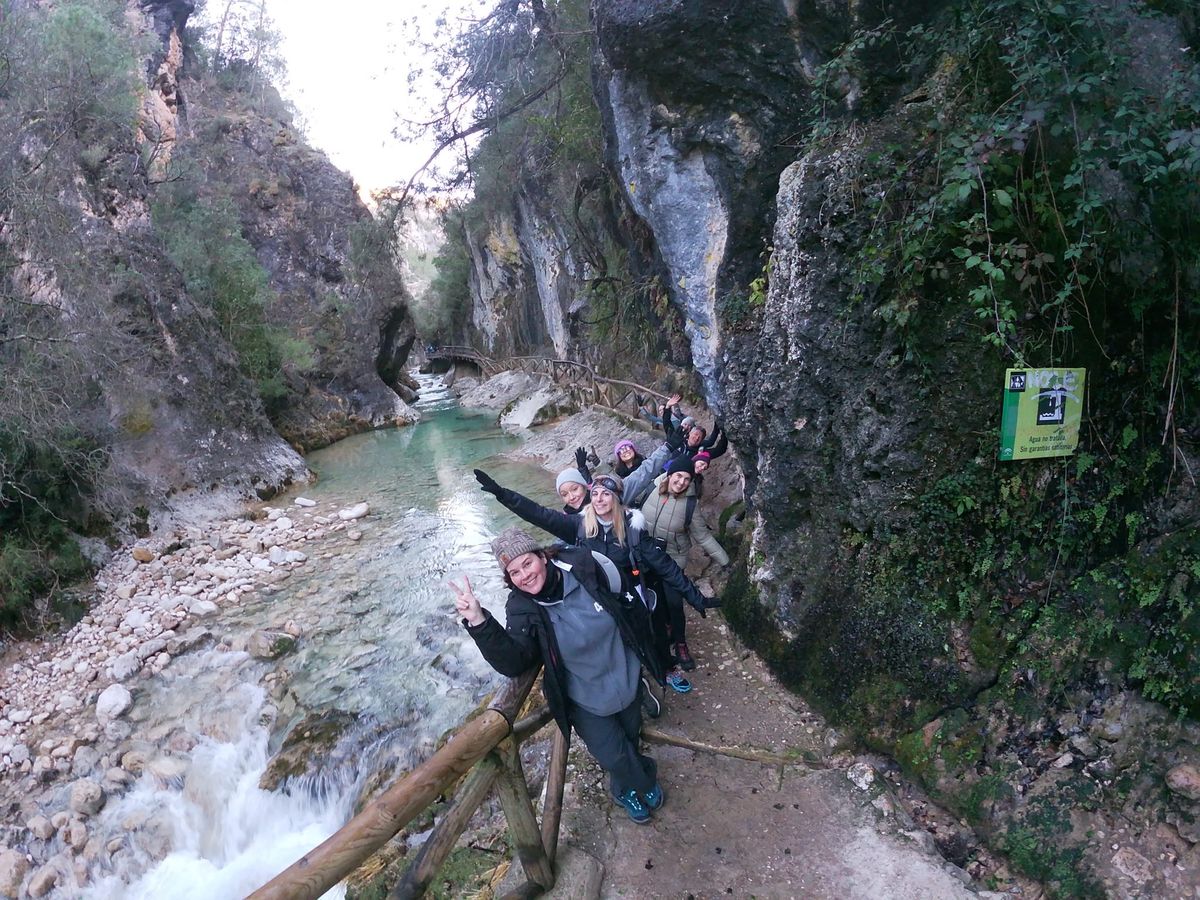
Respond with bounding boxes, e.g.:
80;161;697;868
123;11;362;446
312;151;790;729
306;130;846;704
264;0;486;197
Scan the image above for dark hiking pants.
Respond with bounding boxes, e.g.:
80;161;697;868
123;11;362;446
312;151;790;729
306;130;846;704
570;688;656;799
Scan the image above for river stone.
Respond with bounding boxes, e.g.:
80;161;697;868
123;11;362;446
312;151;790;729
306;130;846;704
115;584;135;600
95;685;132;723
268;545;288;565
8;709;32;724
187;598;219;617
110;651;140;681
248;629;297;660
166;626;213;656
260;709;359;791
27;814;55;840
9;743;29;766
295;497;317;507
337;502;370;520
136;638;168;661
131;547;155;563
120;750;147;775
69;779;106;816
65;818;88;851
26;863;57;898
0;849;30;897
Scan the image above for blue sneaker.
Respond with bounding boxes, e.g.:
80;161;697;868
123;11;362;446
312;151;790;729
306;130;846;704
642;782;665;811
666;670;692;694
615;789;652;824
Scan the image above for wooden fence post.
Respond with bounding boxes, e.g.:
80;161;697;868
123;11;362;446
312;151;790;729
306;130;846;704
493;741;555;891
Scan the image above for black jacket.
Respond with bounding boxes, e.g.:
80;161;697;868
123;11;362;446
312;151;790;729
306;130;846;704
486;483;708;612
464;547;663;737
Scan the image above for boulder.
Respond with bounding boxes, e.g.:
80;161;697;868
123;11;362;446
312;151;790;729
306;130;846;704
131;547;156;563
248;629;297;660
26;863;57;898
0;848;29;897
187;598;219;617
27;814;55;841
68;779;106;816
95;685;132;723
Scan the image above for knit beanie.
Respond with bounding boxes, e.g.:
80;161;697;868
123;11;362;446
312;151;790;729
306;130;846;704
613;439;637;458
679;416;696;431
491;527;540;568
554;468;589;493
693;451;712;465
591;472;625;496
665;456;695;476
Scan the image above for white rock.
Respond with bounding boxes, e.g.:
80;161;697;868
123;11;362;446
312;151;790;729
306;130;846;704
285;550;307;564
115;585;134;600
294;497;317;507
847;762;876;791
337;502;370;521
95;685;132;723
110;652;140;682
9;709;32;724
122;610;150;630
9;743;29;765
267;509;284;521
268;546;288;565
178;584;203;596
187;599;219;618
273;516;293;530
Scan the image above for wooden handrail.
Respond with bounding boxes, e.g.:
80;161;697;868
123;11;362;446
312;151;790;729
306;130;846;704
248;670;541;900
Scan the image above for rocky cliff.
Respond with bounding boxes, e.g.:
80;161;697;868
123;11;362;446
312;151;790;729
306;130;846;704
0;0;417;551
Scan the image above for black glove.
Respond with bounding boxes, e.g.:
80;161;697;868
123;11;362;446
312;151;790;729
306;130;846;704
474;469;501;497
574;446;588;471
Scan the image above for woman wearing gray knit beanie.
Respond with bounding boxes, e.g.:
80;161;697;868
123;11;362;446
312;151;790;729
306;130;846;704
451;526;665;824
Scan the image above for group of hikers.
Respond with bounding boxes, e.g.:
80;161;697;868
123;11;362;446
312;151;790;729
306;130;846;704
449;394;730;824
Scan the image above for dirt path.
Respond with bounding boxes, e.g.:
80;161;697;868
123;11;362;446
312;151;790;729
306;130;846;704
551;612;985;899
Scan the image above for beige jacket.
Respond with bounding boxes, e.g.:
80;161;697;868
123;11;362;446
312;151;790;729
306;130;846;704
639;474;729;569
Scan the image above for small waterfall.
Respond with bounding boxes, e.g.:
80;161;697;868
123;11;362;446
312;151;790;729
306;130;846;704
82;663;351;900
412;369;456;412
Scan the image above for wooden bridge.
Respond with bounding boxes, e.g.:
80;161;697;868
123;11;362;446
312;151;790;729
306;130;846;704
427;345;672;418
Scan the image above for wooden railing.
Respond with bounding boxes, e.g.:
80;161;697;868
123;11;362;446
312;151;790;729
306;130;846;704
247;669;568;900
428;346;672;422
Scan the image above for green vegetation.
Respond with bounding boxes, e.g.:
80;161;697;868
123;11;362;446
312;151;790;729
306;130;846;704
151;188;299;403
777;0;1200;717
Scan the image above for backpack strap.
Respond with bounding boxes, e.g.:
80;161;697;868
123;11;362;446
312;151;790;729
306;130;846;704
684;495;698;530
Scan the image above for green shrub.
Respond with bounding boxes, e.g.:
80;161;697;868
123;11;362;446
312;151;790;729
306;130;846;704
152;190;287;402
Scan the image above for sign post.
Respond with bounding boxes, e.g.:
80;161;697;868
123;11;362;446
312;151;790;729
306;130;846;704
998;368;1086;461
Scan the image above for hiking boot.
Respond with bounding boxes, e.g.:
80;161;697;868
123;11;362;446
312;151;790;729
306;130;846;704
665;669;692;694
640;676;662;718
642;782;665;811
614;789;652;824
675;641;696;671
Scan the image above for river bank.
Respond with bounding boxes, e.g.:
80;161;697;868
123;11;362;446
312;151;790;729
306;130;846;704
0;496;375;896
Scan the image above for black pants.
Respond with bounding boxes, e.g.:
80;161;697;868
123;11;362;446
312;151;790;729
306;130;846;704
648;575;688;662
570;688;656;799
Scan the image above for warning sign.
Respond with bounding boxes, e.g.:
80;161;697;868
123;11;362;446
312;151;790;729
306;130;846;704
998;368;1086;461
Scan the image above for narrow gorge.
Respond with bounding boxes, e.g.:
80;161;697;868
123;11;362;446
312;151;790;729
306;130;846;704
1;1;1198;898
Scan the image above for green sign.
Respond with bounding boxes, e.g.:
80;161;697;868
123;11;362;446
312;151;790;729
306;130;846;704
999;367;1086;461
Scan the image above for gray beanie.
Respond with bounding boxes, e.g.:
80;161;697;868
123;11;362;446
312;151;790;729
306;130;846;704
491;527;540;568
555;468;589;492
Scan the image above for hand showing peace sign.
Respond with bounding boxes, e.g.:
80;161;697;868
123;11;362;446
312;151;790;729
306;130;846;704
449;576;486;627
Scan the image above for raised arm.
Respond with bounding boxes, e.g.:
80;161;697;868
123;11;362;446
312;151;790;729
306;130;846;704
474;469;579;544
632;532;712;615
621;437;680;507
